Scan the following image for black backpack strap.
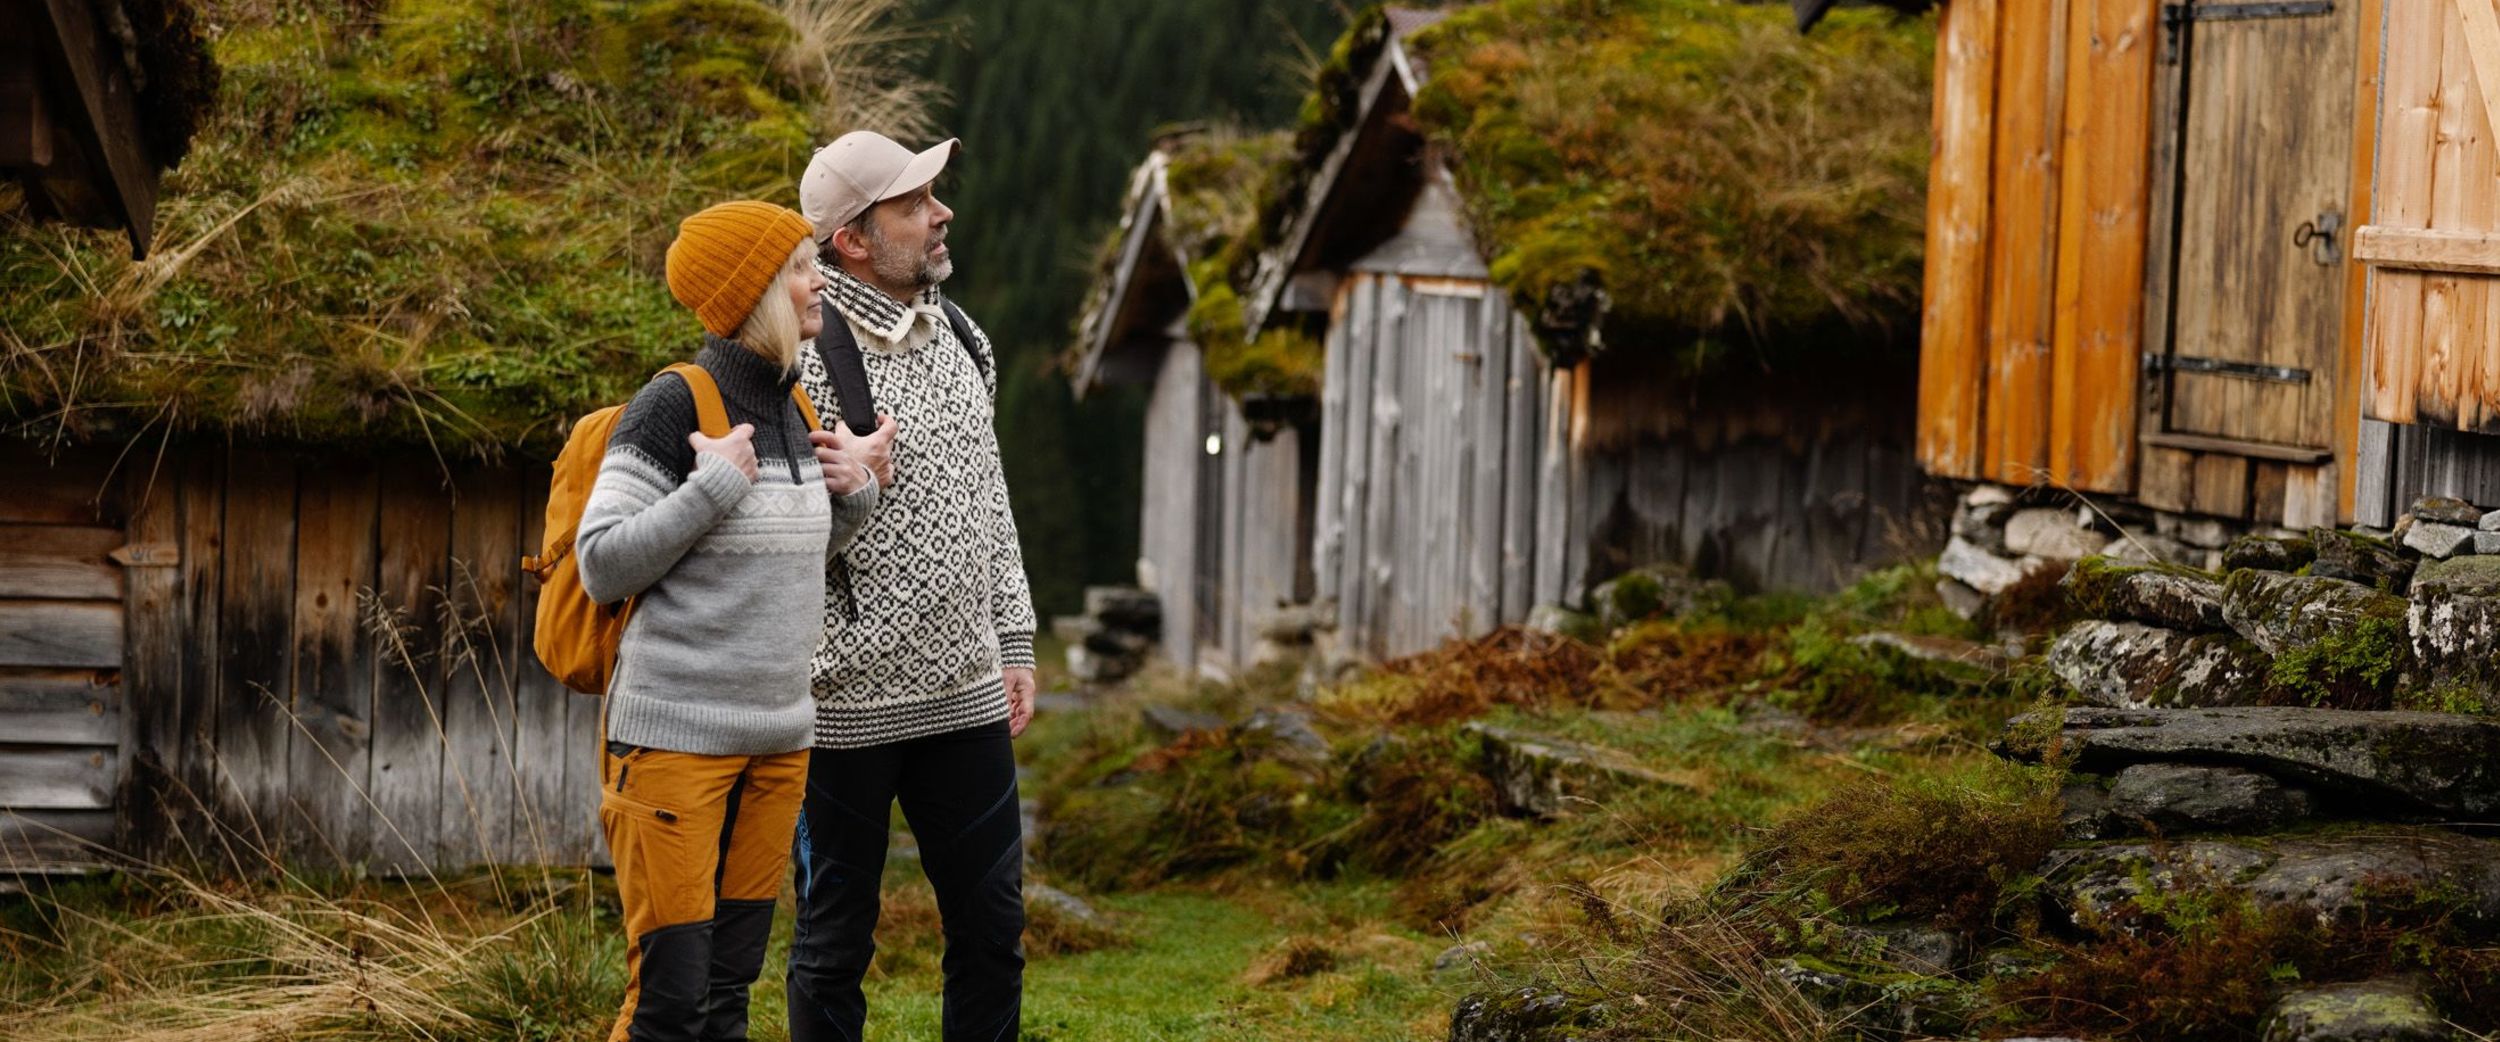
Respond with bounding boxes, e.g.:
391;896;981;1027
936;295;992;396
815;298;880;437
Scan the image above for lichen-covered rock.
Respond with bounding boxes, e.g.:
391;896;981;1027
2222;570;2409;657
2403;520;2476;559
2060;776;2122;840
2005;508;2109;560
1524;603;1604;643
1941;535;2040;596
2414;495;2485;525
2264;978;2447;1042
1998;706;2500;817
1936;578;1986;620
2106;531;2207;569
2103;763;2311;834
1465;722;1692;819
1448;986;1593;1042
2223;534;2318;574
1954;491;2019;554
2063;557;2229;631
1850;631;2008;680
2047;620;2275;709
2042;829;2500;933
2408;554;2500;699
2310;528;2414;594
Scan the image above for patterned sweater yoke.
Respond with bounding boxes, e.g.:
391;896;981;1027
573;339;878;756
800;265;1038;750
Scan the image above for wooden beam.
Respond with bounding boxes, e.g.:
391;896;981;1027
2048;0;2157;494
31;0;158;258
0;600;121;668
2354;226;2500;275
2338;0;2386;522
2365;0;2449;425
0;525;124;600
1982;0;2068;485
2456;0;2500;158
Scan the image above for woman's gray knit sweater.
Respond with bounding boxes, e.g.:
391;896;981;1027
575;339;878;755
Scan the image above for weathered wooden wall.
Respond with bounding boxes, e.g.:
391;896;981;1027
1138;341;1207;666
1920;0;2158;493
0;444;603;876
0;450;129;878
2361;0;2500;434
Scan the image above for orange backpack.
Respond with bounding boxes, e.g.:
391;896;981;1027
524;362;824;694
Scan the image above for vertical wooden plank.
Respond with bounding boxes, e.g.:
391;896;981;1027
1533;363;1574;610
1919;0;2001;478
169;452;227;868
1983;0;2068;485
1313;287;1350;607
1469;291;1509;633
2416;4;2483;429
2189;453;2251;519
2355;418;2399;526
2049;0;2155;492
1219;404;1250;670
2338;0;2385;520
439;476;522;867
366;464;451;874
1499;316;1542;625
2285;460;2340;530
215;451;297;872
2365;0;2446;424
122;459;183;860
1560;361;1593;605
1363;280;1407;657
511;473;573;864
1338;276;1378;651
2138;444;2195;513
2249;460;2291;525
284;468;380;870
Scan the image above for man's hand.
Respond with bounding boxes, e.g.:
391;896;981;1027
689;423;759;481
820;456;872;496
1004;666;1036;738
812;413;898;490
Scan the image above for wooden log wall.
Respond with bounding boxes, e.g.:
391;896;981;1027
1917;0;2161;493
0;450;128;876
1138;339;1207;668
0;444;604;875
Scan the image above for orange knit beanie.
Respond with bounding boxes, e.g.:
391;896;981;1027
664;201;816;337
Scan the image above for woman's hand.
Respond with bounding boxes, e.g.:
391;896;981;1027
689;423;760;481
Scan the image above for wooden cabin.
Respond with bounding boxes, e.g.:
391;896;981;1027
0;444;601;881
1072;140;1317;676
1914;0;2500;527
5;0;218;259
1235;7;1942;660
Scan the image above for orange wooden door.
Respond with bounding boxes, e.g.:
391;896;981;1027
2155;0;2359;452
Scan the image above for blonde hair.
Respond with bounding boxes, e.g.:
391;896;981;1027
734;239;817;371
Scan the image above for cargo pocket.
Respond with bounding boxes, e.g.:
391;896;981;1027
601;786;709;938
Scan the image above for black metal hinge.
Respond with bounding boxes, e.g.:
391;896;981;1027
2142;353;2313;384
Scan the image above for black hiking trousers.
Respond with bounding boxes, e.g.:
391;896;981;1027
787;719;1025;1042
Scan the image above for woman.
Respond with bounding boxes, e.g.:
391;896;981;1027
574;200;878;1042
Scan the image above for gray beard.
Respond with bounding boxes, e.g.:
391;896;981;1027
873;240;952;292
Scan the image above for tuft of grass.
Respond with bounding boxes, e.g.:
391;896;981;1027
1730;758;2065;934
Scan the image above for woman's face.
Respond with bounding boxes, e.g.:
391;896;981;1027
791;245;828;339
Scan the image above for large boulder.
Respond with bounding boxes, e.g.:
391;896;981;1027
2402;521;2476;560
2062;558;2228;631
2046;621;2275;709
1448;987;1592;1042
2102;763;2311;834
2264;979;2448;1042
2408;555;2500;698
2309;528;2413;594
1999;706;2500;817
1465;722;1693;819
2221;570;2409;657
2413;495;2486;525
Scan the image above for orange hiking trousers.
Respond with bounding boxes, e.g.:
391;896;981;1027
601;742;808;1042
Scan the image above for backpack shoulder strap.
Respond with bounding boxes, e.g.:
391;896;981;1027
936;296;989;385
815;298;879;436
661;362;732;438
789;386;823;431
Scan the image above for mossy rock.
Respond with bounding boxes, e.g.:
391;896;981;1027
2063;556;2227;632
2223;533;2317;574
2221;570;2409;658
2310;528;2415;594
1447;986;1596;1042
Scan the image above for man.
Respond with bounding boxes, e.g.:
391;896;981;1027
784;130;1038;1042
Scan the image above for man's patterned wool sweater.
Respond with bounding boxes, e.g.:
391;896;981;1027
800;265;1037;749
574;338;879;756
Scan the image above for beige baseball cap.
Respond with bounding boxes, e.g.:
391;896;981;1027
800;131;961;236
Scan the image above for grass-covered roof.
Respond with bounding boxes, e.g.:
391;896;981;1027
0;0;934;455
1407;0;1934;366
1199;1;1933;378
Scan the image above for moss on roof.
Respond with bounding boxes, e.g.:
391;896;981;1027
1;0;919;455
1407;0;1933;365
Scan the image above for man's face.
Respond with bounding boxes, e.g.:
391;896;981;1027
862;184;954;290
